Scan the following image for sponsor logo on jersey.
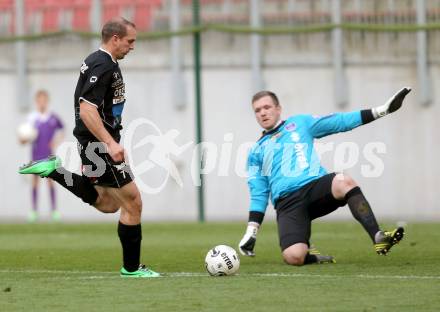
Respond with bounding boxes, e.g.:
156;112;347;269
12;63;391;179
285;122;296;131
290;132;300;142
113;84;125;104
294;143;309;169
112;78;123;87
113;98;126;105
80;62;88;74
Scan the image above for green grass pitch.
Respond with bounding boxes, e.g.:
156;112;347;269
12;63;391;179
1;222;439;311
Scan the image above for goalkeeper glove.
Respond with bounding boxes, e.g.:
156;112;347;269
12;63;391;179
373;87;411;119
238;222;259;257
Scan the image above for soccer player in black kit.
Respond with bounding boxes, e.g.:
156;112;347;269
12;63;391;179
19;17;159;277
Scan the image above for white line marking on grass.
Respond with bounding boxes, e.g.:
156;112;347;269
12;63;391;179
1;270;440;280
251;273;440;280
167;272;207;277
0;269;115;274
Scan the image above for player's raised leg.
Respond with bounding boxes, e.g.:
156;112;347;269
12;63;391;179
332;173;404;255
19;156;100;207
19;156;124;216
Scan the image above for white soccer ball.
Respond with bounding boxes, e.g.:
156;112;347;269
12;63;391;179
205;245;240;276
17;122;37;143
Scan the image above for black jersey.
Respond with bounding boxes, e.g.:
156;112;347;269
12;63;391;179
73;48;126;144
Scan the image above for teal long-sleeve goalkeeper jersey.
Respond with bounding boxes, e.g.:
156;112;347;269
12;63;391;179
247;111;364;214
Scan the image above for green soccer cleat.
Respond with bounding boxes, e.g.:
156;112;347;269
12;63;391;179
120;264;160;278
18;155;61;177
51;211;61;222
374;227;405;255
28;211;38;223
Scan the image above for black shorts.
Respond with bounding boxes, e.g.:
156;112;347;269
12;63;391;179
78;141;134;188
275;173;346;251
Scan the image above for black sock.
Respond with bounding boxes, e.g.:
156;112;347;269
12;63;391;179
118;222;142;272
48;167;98;205
345;187;380;242
304;253;318;265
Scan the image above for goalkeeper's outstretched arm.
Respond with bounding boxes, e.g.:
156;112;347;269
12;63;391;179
373;87;411;118
362;87;411;123
310;87;412;138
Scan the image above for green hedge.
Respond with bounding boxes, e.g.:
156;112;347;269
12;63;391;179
1;23;440;43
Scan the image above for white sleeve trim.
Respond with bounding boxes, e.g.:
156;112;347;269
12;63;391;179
79;97;98;108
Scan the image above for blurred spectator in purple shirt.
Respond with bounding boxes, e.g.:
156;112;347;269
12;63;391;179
26;90;64;222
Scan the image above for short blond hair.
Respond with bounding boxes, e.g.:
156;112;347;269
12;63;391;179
35;89;49;99
252;90;280;106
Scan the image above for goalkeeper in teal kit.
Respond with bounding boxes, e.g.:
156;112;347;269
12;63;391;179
238;88;411;265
